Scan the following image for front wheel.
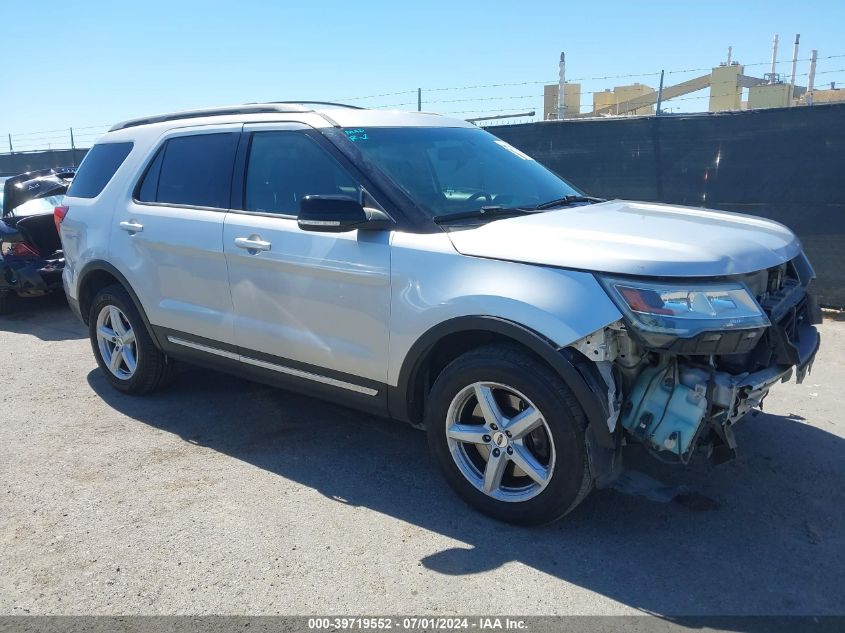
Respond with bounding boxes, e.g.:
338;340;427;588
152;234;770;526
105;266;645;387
88;284;170;394
426;344;593;525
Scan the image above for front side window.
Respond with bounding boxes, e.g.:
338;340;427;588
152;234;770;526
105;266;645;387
137;132;239;209
67;142;133;198
243;132;359;215
326;126;580;218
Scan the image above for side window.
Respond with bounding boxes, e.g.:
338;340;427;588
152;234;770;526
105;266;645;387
137;132;239;209
137;147;164;202
67;142;133;198
244;132;359;215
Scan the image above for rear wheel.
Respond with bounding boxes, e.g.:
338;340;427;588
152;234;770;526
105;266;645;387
89;284;170;394
426;344;593;525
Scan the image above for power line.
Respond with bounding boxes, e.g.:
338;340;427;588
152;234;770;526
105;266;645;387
5;54;845;144
335;89;418;101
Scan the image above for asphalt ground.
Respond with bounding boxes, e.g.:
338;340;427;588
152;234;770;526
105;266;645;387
1;294;843;617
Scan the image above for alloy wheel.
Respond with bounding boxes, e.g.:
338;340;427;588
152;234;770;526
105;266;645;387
445;381;556;502
95;305;138;380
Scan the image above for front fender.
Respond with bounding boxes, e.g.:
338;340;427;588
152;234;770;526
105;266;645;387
388;232;623;464
387;231;622;387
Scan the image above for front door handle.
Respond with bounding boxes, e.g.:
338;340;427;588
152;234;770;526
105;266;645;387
234;236;272;253
119;220;144;234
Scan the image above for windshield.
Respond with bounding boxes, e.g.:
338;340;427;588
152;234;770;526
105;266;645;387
332;127;580;218
9;194;65;218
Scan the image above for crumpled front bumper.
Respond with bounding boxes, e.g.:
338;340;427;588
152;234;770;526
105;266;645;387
619;299;821;459
708;320;820;420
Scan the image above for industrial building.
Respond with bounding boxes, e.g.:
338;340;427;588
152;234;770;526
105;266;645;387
544;35;845;119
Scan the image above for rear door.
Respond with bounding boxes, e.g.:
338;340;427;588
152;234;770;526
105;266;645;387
223;123;391;388
109;125;241;345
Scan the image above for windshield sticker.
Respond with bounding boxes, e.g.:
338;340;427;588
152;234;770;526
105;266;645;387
494;140;534;161
344;128;368;142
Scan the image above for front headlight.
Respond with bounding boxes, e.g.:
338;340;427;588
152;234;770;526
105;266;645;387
597;276;770;338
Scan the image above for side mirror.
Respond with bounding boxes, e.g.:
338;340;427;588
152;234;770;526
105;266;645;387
298;195;391;232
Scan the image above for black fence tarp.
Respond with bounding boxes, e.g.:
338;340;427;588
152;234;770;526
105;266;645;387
0;148;86;176
490;103;845;307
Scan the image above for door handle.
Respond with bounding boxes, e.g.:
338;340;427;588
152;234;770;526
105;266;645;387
119;220;144;234
234;236;271;253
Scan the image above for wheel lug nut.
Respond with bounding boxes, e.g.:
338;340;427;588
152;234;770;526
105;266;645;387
506;447;513;455
490;424;498;431
505;430;512;438
483;434;491;442
492;448;500;457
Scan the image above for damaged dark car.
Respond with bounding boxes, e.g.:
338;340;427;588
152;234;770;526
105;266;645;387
0;168;74;313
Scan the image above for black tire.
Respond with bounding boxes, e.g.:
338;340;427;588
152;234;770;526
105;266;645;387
88;284;170;395
0;291;11;315
426;343;593;526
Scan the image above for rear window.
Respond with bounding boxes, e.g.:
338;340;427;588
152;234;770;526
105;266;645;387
67;142;133;198
137;132;239;209
10;195;65;218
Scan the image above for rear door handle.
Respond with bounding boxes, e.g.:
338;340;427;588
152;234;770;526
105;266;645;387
119;220;144;234
234;236;271;253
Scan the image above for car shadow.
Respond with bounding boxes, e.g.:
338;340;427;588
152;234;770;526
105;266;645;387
86;365;845;621
0;293;86;341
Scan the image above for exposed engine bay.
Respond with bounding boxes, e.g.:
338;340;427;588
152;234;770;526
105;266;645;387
575;254;822;468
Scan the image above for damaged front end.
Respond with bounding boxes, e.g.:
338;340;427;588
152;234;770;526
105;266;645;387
574;253;821;471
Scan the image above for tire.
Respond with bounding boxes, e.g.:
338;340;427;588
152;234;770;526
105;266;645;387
88;284;170;394
426;343;594;525
0;291;10;315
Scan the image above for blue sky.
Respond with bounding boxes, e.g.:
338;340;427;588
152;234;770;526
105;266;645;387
2;0;843;149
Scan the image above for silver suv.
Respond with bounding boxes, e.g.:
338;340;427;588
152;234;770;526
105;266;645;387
59;102;821;525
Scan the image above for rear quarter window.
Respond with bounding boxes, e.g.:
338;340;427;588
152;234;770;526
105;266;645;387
67;142;134;198
136;132;239;209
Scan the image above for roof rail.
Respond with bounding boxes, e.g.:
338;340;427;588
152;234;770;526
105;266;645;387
265;101;364;110
108;101;362;132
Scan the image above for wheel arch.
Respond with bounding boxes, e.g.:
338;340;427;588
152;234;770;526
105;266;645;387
390;316;614;447
76;260;162;349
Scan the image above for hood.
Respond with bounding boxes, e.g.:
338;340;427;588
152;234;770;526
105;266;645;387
2;168;74;216
445;200;802;277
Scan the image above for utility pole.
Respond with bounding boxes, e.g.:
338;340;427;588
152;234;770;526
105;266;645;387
70;127;77;166
417;88;422;112
7;134;12;153
656;70;665;115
